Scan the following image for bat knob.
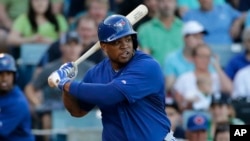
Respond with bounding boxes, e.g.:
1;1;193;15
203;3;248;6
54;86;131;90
48;71;60;88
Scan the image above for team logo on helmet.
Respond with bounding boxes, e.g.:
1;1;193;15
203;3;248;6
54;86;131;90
114;19;126;32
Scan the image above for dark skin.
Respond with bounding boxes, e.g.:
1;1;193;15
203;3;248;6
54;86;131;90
63;35;134;117
0;71;14;95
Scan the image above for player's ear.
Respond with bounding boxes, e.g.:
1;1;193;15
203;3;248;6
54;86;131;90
100;42;107;52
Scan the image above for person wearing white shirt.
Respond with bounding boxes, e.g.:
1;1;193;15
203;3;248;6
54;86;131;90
232;65;250;99
174;44;232;110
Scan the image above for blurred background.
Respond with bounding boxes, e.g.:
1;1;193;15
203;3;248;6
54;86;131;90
1;0;250;141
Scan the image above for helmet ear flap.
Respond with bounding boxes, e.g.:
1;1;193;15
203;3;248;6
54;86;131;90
132;34;138;50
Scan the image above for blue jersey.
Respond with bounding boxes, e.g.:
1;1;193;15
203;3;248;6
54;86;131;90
70;51;171;141
0;86;34;141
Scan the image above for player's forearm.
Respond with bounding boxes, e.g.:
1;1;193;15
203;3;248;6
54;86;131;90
63;81;126;106
62;91;89;117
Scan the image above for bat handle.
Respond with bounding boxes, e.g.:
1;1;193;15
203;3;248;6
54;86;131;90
48;71;60;88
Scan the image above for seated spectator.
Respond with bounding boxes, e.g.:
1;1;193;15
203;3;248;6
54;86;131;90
232;64;250;99
225;27;250;80
174;44;232;111
0;53;34;141
64;0;86;21
164;20;206;93
177;0;225;17
69;0;112;30
186;113;209;141
7;0;68;48
182;0;245;45
38;15;104;68
186;74;213;111
138;0;184;68
0;0;63;53
133;0;158;30
0;0;28;52
213;123;230;141
24;31;94;141
208;93;244;140
245;10;250;27
165;99;186;140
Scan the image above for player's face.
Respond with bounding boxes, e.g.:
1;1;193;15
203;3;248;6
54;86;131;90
0;71;14;94
101;35;134;70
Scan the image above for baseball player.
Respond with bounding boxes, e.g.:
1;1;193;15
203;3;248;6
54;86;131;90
0;53;34;141
51;14;175;141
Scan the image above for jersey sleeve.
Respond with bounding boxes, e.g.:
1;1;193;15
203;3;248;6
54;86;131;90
111;59;165;103
77;69;96;111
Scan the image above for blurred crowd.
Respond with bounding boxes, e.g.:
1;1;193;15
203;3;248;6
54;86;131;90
1;0;250;141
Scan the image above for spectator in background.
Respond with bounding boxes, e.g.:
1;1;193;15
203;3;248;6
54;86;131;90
164;21;206;93
177;0;225;17
115;0;143;16
6;0;68;91
7;0;68;48
185;74;213;111
213;123;230;141
69;0;111;30
138;0;184;67
226;0;250;12
174;44;232;111
0;0;63;31
39;15;104;69
208;93;244;141
225;27;250;80
165;99;186;140
0;53;34;141
134;0;158;30
25;31;94;141
64;0;86;21
0;0;63;52
185;113;209;141
182;0;245;45
245;10;250;27
232;64;250;99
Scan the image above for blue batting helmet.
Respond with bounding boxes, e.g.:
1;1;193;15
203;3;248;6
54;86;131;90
98;14;138;49
0;53;17;72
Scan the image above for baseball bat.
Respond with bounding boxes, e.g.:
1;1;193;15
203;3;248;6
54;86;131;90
48;4;148;87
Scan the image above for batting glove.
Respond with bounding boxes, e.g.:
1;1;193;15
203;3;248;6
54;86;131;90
59;62;77;79
55;62;76;90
